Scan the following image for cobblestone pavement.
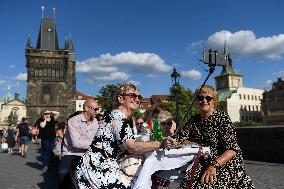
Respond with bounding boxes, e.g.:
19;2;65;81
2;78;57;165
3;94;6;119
0;143;283;189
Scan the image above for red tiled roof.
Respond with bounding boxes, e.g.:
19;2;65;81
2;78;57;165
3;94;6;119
75;91;95;100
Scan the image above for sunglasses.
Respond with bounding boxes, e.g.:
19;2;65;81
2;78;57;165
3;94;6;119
123;93;143;100
136;122;144;126
197;95;214;102
88;106;99;112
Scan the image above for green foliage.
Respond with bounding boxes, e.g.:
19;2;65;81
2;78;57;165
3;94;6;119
167;85;199;126
97;83;121;114
234;121;262;127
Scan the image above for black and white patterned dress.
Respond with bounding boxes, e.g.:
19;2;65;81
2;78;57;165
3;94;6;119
177;110;254;189
75;110;135;189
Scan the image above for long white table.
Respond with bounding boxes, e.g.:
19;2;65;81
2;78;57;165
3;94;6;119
133;144;210;189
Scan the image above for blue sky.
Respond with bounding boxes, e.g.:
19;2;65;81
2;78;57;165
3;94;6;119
1;0;284;100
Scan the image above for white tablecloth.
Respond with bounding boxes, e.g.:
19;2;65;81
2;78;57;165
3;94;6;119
133;144;210;189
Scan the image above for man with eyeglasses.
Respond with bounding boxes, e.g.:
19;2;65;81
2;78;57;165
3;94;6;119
58;98;100;189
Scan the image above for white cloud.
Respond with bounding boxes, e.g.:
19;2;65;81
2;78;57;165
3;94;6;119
181;69;202;80
77;51;172;82
128;80;140;86
188;30;284;60
14;73;27;81
10;65;15;68
90;72;129;81
264;80;273;90
274;70;284;78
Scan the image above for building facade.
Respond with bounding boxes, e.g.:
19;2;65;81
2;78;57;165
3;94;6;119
261;78;284;125
0;92;26;127
215;43;264;123
75;91;96;112
25;9;76;124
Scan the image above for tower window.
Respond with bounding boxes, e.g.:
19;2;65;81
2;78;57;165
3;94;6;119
35;69;39;76
39;69;43;77
56;70;60;77
52;70;56;77
239;94;242;99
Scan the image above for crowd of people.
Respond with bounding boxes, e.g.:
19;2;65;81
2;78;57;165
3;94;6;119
0;82;255;189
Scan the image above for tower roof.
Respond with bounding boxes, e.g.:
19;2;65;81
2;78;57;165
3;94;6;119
0;91;14;101
219;42;241;76
36;17;59;50
67;38;75;53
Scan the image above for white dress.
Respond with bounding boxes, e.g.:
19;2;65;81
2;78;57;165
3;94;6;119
75;110;135;189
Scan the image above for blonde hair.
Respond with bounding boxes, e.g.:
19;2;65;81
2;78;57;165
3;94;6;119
195;85;218;108
116;82;139;107
157;111;172;124
118;82;138;95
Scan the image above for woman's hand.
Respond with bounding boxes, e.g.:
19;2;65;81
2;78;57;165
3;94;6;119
201;165;217;184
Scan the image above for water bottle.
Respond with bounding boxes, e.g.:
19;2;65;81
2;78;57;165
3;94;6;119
152;117;164;142
141;123;150;141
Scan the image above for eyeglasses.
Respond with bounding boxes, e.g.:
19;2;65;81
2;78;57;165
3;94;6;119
122;93;143;100
88;106;99;112
136;122;144;126
197;95;214;102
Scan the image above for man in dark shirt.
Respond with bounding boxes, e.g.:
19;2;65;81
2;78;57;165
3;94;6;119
15;117;31;157
39;110;60;171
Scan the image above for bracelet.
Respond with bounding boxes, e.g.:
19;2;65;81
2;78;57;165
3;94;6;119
210;160;221;169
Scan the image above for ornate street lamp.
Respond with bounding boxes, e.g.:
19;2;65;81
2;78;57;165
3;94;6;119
171;67;181;128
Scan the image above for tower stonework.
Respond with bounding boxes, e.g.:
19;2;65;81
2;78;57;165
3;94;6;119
25;14;76;124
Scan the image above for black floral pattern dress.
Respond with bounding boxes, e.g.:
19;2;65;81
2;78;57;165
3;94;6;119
75;110;135;189
177;110;254;189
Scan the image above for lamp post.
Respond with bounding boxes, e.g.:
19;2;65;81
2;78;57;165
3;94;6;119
171;67;181;128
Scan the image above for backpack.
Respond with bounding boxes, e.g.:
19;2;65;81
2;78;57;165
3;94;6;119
19;122;29;137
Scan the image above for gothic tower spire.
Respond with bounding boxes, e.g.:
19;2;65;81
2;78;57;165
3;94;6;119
26;34;31;48
36;6;59;50
215;41;243;90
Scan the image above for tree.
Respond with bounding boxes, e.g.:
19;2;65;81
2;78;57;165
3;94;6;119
97;83;121;114
167;85;199;128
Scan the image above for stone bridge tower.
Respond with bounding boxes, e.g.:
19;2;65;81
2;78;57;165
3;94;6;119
25;7;76;124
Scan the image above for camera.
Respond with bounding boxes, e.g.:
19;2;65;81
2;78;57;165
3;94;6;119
203;50;228;66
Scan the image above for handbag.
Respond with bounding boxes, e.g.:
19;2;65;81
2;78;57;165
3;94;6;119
118;153;144;177
1;143;8;150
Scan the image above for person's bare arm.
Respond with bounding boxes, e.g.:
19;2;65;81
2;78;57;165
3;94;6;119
124;140;161;154
51;111;60;120
15;128;19;141
201;149;236;184
40;119;47;128
124;137;175;154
